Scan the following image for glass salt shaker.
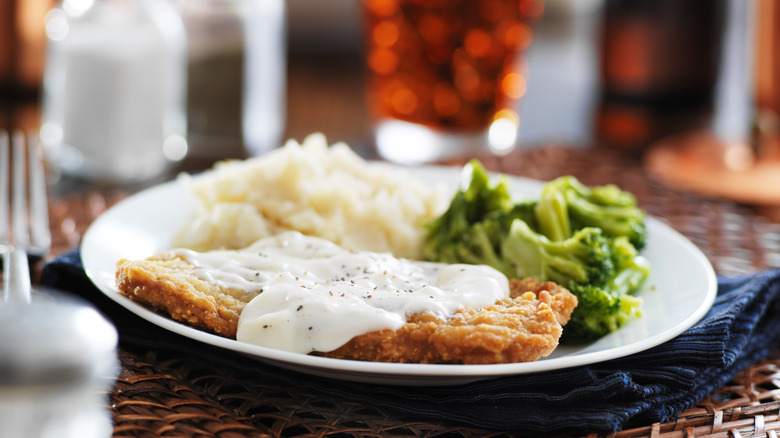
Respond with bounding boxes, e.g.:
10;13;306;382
177;0;286;159
40;0;188;184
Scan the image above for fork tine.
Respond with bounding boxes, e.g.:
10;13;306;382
0;131;8;248
11;131;28;248
27;133;51;255
4;130;32;304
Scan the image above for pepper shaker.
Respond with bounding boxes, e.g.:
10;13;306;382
177;0;286;160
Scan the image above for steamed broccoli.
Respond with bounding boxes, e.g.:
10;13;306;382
501;219;615;287
502;220;649;343
563;284;643;343
534;180;572;242
562;236;649;342
423;160;651;343
423;161;535;274
539;176;648;249
608;236;651;296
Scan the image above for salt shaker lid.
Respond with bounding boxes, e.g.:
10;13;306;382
0;290;118;386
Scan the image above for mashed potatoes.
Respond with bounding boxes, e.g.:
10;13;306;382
173;133;449;259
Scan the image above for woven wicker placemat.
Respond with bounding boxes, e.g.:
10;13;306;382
46;145;780;438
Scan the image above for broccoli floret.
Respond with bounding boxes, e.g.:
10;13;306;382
560;235;649;343
424;160;532;273
500;219;649;343
433;217;515;275
501;220;615;288
562;284;643;343
456;159;515;220
608;236;651;296
539;176;647;249
484;201;538;233
423;161;510;247
535;180;572;242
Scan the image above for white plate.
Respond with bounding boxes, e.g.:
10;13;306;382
81;165;717;386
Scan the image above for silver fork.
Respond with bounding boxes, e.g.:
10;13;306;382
0;130;52;304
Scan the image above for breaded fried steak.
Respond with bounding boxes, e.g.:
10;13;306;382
317;283;577;364
116;255;248;338
115;234;577;364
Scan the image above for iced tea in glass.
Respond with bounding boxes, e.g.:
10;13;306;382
361;0;543;164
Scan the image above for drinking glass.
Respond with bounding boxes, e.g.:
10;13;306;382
361;0;543;165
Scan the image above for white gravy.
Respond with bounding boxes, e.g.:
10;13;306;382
172;231;509;354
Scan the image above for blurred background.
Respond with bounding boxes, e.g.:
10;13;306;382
0;0;760;169
282;0;608;148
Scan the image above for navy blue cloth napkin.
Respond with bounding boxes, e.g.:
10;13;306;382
41;248;780;435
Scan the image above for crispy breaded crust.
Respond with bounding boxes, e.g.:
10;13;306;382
318;280;577;364
510;277;578;326
115;256;577;364
116;255;250;338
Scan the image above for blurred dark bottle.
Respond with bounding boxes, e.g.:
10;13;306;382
754;0;780;160
0;0;56;96
595;0;727;150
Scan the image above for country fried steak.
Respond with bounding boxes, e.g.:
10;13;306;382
318;279;577;364
116;256;577;364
